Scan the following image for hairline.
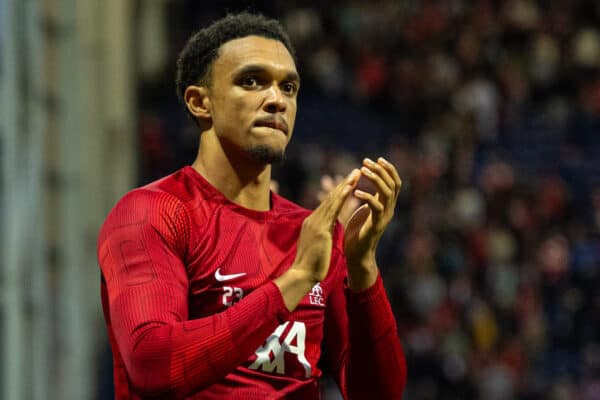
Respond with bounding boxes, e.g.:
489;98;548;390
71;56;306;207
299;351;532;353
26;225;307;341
198;34;295;89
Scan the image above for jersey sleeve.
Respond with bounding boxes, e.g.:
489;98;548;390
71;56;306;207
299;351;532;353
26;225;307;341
322;227;407;399
97;189;290;398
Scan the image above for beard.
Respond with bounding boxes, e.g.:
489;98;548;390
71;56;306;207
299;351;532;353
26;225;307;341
247;145;285;164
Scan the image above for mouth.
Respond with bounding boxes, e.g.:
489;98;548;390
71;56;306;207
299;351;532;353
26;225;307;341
254;118;288;135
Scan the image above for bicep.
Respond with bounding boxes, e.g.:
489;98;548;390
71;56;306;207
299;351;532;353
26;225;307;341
100;218;190;355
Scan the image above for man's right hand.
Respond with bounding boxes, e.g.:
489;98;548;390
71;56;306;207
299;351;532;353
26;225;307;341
274;169;360;311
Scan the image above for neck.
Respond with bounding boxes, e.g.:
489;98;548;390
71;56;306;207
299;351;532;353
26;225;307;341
192;131;273;211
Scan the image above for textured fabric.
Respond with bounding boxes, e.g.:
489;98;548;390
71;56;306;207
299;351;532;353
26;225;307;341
97;166;406;399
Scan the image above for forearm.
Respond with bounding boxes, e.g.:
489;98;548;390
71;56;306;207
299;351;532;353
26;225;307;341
273;266;319;311
114;282;288;398
343;275;407;399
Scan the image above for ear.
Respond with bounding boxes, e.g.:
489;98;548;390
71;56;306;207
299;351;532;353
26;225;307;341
184;85;211;121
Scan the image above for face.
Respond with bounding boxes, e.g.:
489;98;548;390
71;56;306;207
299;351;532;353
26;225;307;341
205;35;300;164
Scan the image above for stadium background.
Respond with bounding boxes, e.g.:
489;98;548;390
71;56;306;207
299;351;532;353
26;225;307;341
1;0;599;399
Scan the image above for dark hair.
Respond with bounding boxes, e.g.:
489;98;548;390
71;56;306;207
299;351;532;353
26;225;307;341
175;12;296;106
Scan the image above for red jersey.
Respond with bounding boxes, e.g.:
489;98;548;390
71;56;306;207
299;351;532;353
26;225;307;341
97;166;406;399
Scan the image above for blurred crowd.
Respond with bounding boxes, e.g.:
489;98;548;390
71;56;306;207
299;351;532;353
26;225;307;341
133;1;600;399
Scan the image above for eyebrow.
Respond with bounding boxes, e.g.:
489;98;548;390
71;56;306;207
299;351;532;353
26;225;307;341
234;64;300;83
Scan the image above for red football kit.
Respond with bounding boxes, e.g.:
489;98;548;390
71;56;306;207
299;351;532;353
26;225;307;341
97;166;406;399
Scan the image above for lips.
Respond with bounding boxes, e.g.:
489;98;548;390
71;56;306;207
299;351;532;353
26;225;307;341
254;117;288;134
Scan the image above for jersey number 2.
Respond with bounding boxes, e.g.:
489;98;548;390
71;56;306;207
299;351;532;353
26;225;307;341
222;286;243;307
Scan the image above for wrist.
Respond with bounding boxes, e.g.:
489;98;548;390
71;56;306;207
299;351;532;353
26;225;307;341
346;249;377;272
273;267;319;312
346;252;378;291
347;267;378;292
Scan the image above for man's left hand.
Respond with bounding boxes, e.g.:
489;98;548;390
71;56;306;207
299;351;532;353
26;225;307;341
344;157;402;291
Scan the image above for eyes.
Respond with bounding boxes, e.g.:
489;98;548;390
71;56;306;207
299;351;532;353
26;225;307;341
280;82;297;94
241;76;259;88
239;76;298;96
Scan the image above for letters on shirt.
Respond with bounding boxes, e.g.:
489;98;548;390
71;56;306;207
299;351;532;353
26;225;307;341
248;321;311;378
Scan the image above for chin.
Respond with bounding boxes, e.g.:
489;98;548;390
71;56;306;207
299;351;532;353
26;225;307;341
247;145;285;164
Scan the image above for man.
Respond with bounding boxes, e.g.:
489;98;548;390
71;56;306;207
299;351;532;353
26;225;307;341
98;12;406;399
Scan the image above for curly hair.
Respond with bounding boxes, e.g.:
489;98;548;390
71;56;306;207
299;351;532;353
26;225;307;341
175;12;296;107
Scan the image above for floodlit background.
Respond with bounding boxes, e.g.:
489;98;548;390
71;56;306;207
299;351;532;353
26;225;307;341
1;1;600;399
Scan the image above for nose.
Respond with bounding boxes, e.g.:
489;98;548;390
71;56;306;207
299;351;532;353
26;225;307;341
263;85;286;113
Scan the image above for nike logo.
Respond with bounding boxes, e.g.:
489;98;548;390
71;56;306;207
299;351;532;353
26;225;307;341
215;268;247;282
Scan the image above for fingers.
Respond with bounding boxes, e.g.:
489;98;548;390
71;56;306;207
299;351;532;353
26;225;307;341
361;166;393;202
334;169;361;209
314;169;360;224
354;190;384;225
376;157;402;196
360;158;395;203
311;158;400;232
354;157;402;227
364;158;395;192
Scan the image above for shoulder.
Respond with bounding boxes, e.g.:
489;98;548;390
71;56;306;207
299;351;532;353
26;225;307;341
117;173;188;219
99;170;193;241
